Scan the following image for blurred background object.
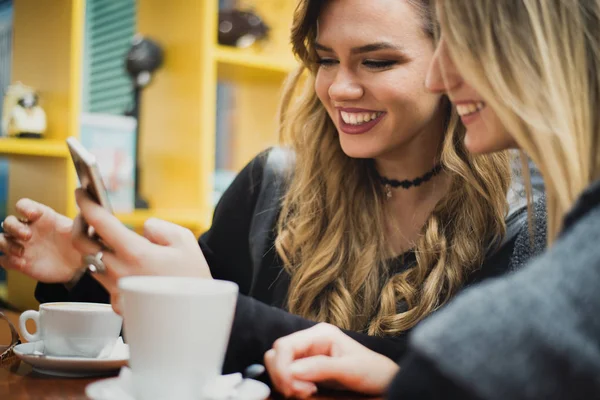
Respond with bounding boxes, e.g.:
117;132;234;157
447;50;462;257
0;0;12;300
3;84;47;138
80;113;136;213
218;8;270;48
124;35;163;209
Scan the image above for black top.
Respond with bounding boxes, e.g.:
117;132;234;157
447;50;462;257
36;150;523;374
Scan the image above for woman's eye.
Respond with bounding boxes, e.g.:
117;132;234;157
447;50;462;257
363;60;397;70
316;58;339;67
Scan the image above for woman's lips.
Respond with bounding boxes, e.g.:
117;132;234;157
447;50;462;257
337;109;386;135
455;101;486;125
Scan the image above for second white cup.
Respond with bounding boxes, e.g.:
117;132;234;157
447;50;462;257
118;276;239;400
19;302;122;358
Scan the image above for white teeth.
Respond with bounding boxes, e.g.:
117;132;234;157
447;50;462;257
340;111;382;125
456;101;486;117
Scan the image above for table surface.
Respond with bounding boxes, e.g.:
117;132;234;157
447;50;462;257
1;309;370;400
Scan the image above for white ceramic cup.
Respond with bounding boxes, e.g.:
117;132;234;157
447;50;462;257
19;302;122;358
118;276;239;400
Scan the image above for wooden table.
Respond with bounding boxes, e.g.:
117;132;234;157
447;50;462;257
1;361;98;399
1;309;99;399
1;310;370;400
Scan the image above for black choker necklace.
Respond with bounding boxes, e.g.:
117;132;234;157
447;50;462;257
377;164;443;199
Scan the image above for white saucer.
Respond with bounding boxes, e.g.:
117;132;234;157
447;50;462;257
86;368;271;400
13;340;129;377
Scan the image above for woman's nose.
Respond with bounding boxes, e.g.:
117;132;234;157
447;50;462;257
328;70;364;101
426;37;462;94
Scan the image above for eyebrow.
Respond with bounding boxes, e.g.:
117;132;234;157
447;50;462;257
314;42;404;54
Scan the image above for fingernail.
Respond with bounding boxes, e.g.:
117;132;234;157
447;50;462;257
265;349;276;360
292;380;317;395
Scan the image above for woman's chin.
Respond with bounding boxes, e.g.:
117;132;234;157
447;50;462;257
339;146;378;159
464;130;500;155
464;126;519;155
338;138;382;159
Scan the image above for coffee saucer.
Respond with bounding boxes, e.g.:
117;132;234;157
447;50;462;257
13;339;129;377
86;367;271;400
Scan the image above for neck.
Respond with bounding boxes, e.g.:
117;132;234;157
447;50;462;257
374;116;446;205
376;115;450;255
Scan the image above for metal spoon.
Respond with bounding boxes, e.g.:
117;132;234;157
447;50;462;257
242;363;265;381
230;364;265;395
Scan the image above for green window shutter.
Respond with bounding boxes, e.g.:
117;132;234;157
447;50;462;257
85;0;136;115
0;3;12;127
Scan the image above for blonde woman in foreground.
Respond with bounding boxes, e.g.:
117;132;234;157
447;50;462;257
265;0;600;399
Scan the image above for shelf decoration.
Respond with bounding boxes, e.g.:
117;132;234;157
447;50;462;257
218;9;270;48
2;82;47;139
125;34;164;210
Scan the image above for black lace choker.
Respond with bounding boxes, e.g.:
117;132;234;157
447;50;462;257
377;164;443;199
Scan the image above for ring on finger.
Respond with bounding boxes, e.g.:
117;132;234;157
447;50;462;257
84;251;106;274
17;217;29;225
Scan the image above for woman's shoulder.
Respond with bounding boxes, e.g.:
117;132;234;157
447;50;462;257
471;195;547;284
508;194;547;271
224;146;295;197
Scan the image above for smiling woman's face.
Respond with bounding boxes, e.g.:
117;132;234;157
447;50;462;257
314;0;446;159
425;34;518;154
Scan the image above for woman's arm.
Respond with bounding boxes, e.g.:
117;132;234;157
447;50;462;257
35;150;272;304
222;294;408;374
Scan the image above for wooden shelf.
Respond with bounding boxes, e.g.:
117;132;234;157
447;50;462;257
116;208;212;232
0;138;69;158
215;45;297;81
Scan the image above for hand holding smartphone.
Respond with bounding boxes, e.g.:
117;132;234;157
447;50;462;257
66;136;113;242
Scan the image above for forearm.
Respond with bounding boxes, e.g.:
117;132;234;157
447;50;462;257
222;294;407;374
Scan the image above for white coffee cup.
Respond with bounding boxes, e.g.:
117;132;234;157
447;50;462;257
118;276;239;400
19;302;122;358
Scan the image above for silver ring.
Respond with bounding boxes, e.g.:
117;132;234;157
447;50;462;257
84;251;106;274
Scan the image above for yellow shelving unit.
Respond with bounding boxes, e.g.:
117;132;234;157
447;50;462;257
0;138;70;158
5;0;83;310
5;0;296;309
116;208;210;233
216;45;296;81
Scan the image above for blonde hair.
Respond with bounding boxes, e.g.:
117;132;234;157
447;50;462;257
438;0;600;243
275;0;512;335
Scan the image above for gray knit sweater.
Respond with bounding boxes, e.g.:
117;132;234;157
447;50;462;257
410;181;600;399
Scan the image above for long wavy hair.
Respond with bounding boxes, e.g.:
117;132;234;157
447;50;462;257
275;0;512;335
437;0;600;243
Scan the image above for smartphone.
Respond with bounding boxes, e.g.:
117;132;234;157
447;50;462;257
66;136;113;240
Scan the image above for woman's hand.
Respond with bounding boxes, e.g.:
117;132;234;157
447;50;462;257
0;198;81;283
71;189;212;313
265;323;400;398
